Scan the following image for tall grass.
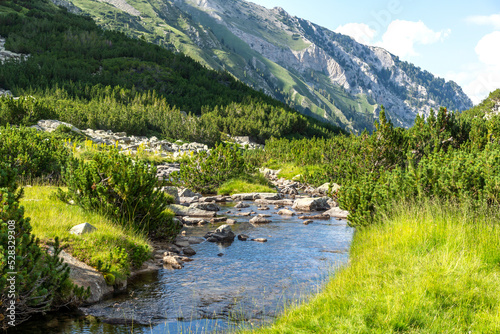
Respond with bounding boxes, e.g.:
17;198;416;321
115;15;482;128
245;200;500;333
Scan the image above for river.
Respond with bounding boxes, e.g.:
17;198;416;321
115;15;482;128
13;200;354;333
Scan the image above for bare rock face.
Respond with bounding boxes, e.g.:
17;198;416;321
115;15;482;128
292;197;331;212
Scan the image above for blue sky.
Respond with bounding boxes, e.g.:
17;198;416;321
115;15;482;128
248;0;500;104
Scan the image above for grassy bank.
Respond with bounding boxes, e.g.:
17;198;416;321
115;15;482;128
20;186;152;280
245;201;500;333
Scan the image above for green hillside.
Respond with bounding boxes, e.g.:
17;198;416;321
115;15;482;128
0;0;342;143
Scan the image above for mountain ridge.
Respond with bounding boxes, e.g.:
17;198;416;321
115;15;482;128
58;0;472;131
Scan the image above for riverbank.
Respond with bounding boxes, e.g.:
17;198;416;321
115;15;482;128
245;200;500;333
21;186;152;292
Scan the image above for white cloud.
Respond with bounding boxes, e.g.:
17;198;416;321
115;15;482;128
376;20;450;58
335;23;377;45
466;13;500;29
475;31;500;67
445;32;500;104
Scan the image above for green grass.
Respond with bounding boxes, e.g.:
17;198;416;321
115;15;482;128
217;177;276;195
244;201;500;333
21;186;152;280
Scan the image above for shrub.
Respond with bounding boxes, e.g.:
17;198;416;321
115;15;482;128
58;148;179;238
0;181;86;329
0;125;70;182
174;143;250;194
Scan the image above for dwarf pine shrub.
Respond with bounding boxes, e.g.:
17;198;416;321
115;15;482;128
59;148;179;238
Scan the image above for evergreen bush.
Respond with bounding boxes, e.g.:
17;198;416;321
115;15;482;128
174;143;250;194
59;148;179;238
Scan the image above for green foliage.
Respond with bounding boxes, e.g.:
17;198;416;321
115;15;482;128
255;95;500;228
174;143;250;194
0;181;86;329
58;148;179;238
0;125;70;182
0;96;54;126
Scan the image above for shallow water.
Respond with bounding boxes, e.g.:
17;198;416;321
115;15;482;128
14;201;354;333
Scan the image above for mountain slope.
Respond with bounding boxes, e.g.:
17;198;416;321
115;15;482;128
58;0;473;132
0;0;343;143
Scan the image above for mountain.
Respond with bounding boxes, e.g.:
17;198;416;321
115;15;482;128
56;0;473;132
0;0;343;144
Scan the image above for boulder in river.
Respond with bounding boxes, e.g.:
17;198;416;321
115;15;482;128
251;238;268;242
234;201;250;208
163;252;184;269
238;234;249;241
292;197;331;212
278;209;295;216
182;247;196;256
204;224;235;243
249;215;271;225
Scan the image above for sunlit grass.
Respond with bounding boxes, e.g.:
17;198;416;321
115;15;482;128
218;178;276;195
21;186;152;279
243;200;500;333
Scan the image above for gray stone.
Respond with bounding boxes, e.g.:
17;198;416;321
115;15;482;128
163;253;184;269
323;207;349;219
179;188;202;198
299;214;330;220
255;199;294;206
182;247;197;256
249;216;271;225
231;193;256;201
255;193;281;200
162;186;179;204
204;224;235;243
69;223;97;235
234;201;250;208
190;202;220;211
187;236;205;244
303;220;313;225
238;234;249;241
292;197;331;212
168;204;217;217
251;238;268;242
278;209;295;216
179;196;199;205
182;217;208;226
